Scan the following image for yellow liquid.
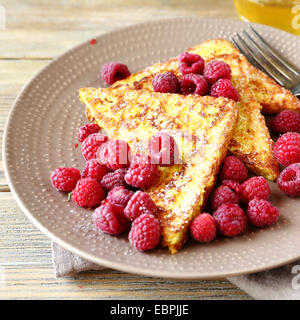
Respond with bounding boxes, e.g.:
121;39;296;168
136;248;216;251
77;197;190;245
233;0;300;36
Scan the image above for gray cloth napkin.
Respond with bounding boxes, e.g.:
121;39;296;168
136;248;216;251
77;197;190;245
52;242;300;299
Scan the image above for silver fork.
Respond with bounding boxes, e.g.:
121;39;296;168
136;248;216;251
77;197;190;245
231;25;300;97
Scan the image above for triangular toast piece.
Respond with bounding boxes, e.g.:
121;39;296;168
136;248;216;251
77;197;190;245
79;87;238;253
114;42;280;180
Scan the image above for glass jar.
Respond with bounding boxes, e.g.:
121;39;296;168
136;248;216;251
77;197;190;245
233;0;300;35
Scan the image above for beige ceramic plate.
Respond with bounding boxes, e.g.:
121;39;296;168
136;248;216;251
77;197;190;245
3;17;300;279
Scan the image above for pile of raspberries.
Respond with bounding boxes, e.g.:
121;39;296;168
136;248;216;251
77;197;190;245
191;108;300;243
192;157;278;243
191;108;300;244
51;123;179;252
152;53;240;102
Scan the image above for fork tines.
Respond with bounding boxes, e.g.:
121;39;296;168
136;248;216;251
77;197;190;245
231;25;300;90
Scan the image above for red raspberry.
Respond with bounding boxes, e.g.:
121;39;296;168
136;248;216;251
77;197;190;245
51;167;81;192
99;139;131;171
81;133;108;161
101;62;131;85
210;185;239;211
210;79;240;102
81;159;109;182
93;201;130;235
129;213;161;251
190;213;216;243
273;132;300;167
72;178;105;208
277;163;300;197
180;74;209;96
178;52;205;75
101;199;125;215
271;110;300;134
125;155;160;189
239;176;270;204
213;203;247;237
221;180;241;194
220;156;248;183
101;168;128;191
78;123;101;143
107;186;134;206
247;198;280;227
130;153;151;166
149;132;179;167
124;190;157;221
203;60;232;84
152;72;180;93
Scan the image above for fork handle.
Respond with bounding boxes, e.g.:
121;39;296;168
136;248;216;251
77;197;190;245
292;83;300;97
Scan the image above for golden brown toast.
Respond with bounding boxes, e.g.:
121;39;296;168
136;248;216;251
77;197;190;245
214;54;280;180
79;87;238;253
114;41;280;180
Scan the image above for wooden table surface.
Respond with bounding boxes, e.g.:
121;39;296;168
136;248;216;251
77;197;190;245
0;0;251;300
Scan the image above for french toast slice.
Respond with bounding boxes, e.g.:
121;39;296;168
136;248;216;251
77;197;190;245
79;87;238;253
213;54;280;180
114;42;280;180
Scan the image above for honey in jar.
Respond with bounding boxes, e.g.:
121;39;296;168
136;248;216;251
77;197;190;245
233;0;300;35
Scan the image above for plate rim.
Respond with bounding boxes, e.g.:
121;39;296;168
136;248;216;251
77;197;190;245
3;16;300;280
